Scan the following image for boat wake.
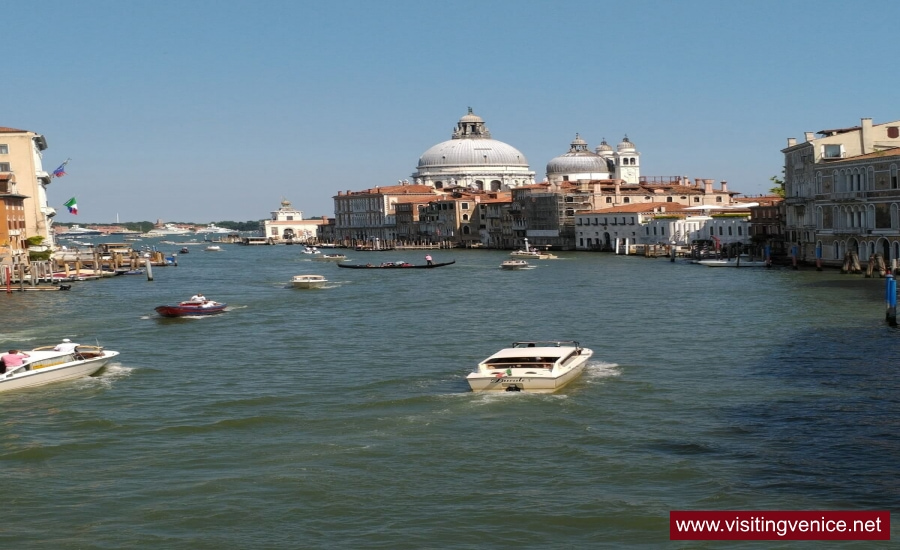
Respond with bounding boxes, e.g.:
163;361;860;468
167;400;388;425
582;361;621;384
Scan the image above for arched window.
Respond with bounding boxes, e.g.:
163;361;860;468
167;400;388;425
892;165;898;189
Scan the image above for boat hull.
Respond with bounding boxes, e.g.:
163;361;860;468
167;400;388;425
697;259;768;267
467;360;587;393
0;350;119;393
155;303;227;317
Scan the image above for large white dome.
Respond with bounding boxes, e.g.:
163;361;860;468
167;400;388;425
417;138;529;169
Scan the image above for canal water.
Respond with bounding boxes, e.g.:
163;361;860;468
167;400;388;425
1;243;897;548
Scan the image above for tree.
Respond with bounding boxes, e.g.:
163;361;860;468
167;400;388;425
769;173;785;198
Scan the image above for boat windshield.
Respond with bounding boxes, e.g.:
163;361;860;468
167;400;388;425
511;341;579;348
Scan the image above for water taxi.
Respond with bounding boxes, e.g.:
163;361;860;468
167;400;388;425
0;345;119;393
291;274;328;289
466;341;593;393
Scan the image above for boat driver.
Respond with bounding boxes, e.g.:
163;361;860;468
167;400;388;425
190;293;206;303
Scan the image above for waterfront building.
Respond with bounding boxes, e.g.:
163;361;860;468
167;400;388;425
748;196;786;259
474;191;514;249
0;172;28;264
803;147;900;266
781;117;900;266
412;108;535;191
333;184;439;246
261;198;329;243
0;126;56;248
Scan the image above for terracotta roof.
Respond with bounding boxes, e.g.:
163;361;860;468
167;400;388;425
0;127;30;133
838;146;900;162
392;196;437;204
585;201;690;214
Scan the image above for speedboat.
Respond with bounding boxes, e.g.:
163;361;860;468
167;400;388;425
0;345;119;393
291;274;328;289
155;301;227;317
466;340;593;393
696;255;768;267
510;238;557;259
205;245;223;252
500;259;531;270
302;246;321;255
312;253;348;262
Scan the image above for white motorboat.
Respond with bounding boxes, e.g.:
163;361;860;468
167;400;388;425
0;345;119;393
302;246;321;255
510;238;557;259
466;340;593;393
313;253;348;262
500;259;531;270
205;245;223;252
696;255;768;267
292;274;328;289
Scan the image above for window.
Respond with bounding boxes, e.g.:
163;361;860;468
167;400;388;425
0;144;8;154
716;196;722;202
624;197;630;203
461;203;469;209
823;144;843;159
892;165;898;189
667;197;673;202
0;162;9;171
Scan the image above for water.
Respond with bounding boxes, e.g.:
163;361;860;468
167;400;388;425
1;245;897;548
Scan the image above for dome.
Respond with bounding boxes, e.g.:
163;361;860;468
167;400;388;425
617;135;636;152
418;138;529;168
595;138;614;155
546;133;608;175
458;106;484;124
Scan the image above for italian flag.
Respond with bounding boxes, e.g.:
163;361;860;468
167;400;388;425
64;197;78;215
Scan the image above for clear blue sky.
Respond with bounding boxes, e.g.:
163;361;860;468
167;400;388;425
7;0;900;223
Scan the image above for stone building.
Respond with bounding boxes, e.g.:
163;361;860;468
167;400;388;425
0;127;56;248
781;117;900;265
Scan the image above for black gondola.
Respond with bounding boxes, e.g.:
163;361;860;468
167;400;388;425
337;260;455;269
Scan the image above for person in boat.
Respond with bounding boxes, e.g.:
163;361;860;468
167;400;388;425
200;300;218;308
425;254;433;266
54;338;79;353
1;349;30;373
189;293;206;304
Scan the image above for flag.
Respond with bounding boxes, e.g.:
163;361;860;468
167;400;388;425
51;158;71;178
64;197;78;215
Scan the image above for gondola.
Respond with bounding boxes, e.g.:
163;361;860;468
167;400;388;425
337;260;455;269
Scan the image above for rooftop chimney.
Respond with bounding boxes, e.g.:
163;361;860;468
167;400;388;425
704;179;714;194
861;117;873;154
720;181;728;193
787;137;796;147
804;132;814;142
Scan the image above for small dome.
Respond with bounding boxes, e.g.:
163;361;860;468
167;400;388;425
546;134;608;176
458;106;483;124
617;135;636;152
596;138;614;155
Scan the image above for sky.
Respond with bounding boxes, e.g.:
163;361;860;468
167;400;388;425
6;0;900;224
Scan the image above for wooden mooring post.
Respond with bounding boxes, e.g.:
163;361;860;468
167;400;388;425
886;273;897;327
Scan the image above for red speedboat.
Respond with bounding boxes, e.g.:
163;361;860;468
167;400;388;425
155;301;227;317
